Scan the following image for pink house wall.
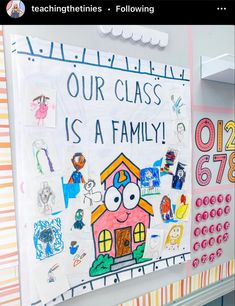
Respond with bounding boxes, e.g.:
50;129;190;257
92;204;150;258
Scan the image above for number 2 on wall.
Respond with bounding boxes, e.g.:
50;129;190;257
224;121;235;151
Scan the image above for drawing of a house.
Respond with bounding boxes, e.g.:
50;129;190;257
91;154;153;274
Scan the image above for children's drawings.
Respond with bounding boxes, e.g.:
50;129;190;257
143;229;164;259
172;162;186;190
24;86;56;127
68;153;86;184
33;218;64;260
69;241;79;255
160;195;174;222
71;209;85;230
32;139;55;175
47;263;59;283
62;152;86;208
34;260;70;305
37;181;55;215
175;194;190;221
176;122;186;143
164;224;184;251
32;95;50;126
171;95;184;116
34;177;64;216
66;238;93;275
160;148;178;176
83;179;102;206
140;167;160;196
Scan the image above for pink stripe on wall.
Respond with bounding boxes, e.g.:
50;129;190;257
192;104;234;114
193;183;234;194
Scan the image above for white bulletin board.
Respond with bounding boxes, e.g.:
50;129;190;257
2;25;234;306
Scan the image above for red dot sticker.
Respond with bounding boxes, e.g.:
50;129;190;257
194;227;201;237
223;232;229;242
217;208;223;217
210;209;216;218
193;242;200;251
202;211;209;221
224;205;230;215
217;194;223;203
209;224;215;234
195;213;202;223
216;248;223;257
209;252;216;262
210;195;216;205
202;226;208;235
225;194;231;203
203;196;210;206
201;254;208;263
216;223;222;232
192;258;200;268
196;198;203;208
216;235;222;244
209;237;215;247
224;221;230;230
201;239;208;249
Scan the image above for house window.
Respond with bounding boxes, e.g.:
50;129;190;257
134;223;145;242
98;230;112;252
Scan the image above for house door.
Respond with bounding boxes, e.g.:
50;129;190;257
115;227;131;257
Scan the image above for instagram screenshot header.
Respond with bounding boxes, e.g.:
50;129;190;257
0;0;234;24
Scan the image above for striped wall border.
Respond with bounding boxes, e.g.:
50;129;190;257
0;25;20;306
118;259;234;306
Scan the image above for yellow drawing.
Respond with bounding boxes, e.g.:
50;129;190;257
164;224;184;251
175;194;190;221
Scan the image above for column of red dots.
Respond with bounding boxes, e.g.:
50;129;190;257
192;193;231;268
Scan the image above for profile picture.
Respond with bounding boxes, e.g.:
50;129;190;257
6;0;25;18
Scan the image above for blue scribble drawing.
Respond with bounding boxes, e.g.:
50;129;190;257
140;167;160;196
171;95;185;116
33;218;64;260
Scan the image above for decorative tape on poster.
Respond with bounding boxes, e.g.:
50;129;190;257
11;35;192;305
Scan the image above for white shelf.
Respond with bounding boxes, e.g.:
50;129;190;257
201;54;235;84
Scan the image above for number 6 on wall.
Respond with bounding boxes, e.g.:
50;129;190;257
196;155;212;186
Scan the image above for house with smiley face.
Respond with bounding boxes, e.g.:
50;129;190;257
90;153;154;274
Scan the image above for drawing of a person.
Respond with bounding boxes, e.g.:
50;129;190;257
149;234;162;259
69;241;79;255
83;179;102;206
160;195;174;221
32;139;54;175
176;122;186;143
68;153;86;184
37;181;55;215
31;95;50;126
165;225;184;251
72;209;85;230
144;170;154;189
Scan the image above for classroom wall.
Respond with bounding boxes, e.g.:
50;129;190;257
3;25;234;306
